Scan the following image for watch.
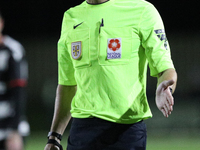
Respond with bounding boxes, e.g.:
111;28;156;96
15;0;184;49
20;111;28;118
47;132;62;141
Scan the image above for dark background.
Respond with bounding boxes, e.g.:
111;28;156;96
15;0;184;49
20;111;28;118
0;0;200;133
1;1;199;35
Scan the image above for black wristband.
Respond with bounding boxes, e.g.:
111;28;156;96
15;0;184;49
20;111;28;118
48;132;62;141
169;87;173;94
47;139;63;150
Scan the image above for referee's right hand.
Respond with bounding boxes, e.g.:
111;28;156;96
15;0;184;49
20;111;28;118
45;133;63;150
44;144;60;150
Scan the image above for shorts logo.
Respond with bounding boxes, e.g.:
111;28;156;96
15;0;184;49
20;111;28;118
71;41;82;60
107;38;122;59
154;29;168;50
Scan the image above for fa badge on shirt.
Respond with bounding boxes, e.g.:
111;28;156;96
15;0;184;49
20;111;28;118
71;41;82;60
107;38;122;59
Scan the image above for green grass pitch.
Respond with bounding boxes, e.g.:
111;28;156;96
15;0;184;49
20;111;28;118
25;131;200;150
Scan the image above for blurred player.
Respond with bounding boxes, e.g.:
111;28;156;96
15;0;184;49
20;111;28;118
45;0;177;150
0;11;30;150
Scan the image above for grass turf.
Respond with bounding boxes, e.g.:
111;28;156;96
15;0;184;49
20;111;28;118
25;131;200;150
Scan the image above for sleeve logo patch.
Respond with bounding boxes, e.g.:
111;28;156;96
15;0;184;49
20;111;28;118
71;41;82;60
107;38;122;59
154;29;168;50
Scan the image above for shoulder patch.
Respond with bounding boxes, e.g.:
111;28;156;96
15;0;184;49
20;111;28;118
154;29;168;50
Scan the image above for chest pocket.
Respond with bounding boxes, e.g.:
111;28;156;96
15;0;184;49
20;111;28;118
66;28;91;69
98;27;140;65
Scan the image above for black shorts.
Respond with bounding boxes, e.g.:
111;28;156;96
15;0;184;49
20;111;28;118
67;117;146;150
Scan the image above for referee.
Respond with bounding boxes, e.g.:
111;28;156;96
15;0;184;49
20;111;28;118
45;0;177;150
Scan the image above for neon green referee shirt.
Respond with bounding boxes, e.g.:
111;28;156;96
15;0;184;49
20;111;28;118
58;0;174;124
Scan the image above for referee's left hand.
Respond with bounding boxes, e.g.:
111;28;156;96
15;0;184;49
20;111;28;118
156;80;174;118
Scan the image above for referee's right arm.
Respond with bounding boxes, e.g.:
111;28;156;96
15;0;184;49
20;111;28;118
44;85;76;150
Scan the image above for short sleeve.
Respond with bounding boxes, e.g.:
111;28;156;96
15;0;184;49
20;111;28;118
58;12;77;85
139;4;174;77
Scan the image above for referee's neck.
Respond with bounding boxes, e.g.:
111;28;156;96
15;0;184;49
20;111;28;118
87;0;109;4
